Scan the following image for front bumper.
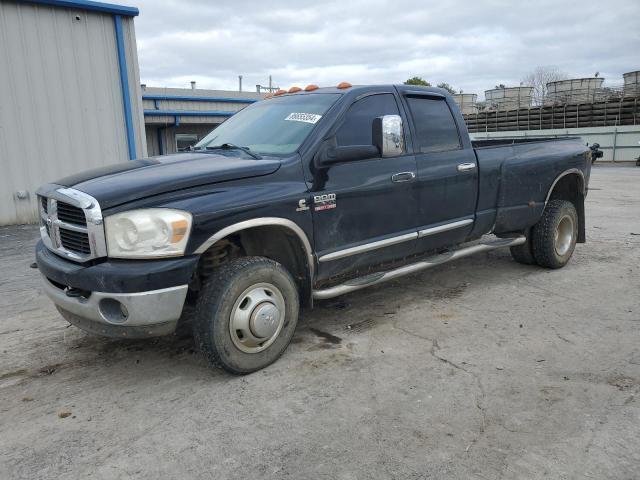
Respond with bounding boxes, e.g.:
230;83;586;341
36;240;198;338
41;275;188;338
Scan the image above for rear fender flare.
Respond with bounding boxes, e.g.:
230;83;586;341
545;168;585;204
544;168;586;243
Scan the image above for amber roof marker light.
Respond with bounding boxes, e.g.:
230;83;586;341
337;81;352;89
288;86;302;93
304;84;319;91
274;89;287;96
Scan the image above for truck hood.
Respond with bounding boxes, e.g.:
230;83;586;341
54;152;281;209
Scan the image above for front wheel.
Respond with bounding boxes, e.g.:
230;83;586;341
531;200;578;269
193;256;300;374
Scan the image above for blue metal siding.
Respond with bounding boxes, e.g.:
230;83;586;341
114;14;136;159
21;0;139;16
142;95;257;104
144;110;235;118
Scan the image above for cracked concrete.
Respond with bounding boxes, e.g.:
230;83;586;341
392;322;488;453
1;165;639;479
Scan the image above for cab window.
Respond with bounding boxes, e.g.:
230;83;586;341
336;94;401;147
406;97;461;153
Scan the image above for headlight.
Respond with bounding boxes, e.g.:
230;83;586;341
105;209;192;259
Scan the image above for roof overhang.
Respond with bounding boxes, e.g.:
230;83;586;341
20;0;139;17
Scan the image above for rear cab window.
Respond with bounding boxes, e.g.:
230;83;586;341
405;97;461;153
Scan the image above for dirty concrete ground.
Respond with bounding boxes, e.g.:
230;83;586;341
1;165;639;479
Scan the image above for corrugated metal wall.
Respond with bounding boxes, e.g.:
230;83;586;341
0;1;146;225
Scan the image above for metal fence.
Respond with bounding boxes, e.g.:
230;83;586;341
465;93;639;133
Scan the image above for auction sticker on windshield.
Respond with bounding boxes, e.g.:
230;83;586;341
285;113;322;124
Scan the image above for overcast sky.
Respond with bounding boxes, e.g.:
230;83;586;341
133;0;640;98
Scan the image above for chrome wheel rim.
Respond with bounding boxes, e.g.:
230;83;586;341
554;215;574;256
229;283;285;354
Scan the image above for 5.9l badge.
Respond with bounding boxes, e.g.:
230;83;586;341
313;193;336;211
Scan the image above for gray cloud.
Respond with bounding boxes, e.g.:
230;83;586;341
133;0;640;98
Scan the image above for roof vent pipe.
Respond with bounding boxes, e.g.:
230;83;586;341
190;81;196;90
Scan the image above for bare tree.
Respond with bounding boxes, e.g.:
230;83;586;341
521;66;568;106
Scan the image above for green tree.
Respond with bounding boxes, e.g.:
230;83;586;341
404;76;431;86
437;82;456;94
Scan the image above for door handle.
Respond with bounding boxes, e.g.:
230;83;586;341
457;163;476;172
391;171;416;183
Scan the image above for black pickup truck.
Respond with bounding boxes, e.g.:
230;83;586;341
35;84;593;373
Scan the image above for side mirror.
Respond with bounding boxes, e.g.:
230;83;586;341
373;115;404;157
320;145;380;165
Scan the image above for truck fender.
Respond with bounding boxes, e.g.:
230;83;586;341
545;169;586;243
194;217;316;300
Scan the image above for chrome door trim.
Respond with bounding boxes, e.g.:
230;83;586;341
318;232;417;263
194;217;315;283
418;218;473;238
457;163;476;172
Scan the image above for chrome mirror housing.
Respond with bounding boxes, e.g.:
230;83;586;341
373;115;404;157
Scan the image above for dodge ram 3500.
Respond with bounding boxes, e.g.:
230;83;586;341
35;84;592;373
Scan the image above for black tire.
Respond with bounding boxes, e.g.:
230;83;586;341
510;227;536;265
193;256;299;374
531;200;578;269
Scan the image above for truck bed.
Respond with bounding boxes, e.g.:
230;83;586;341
471;136;582;149
470;136;590;239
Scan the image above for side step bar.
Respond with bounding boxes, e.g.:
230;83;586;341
312;236;525;300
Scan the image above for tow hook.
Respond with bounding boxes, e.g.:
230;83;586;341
64;287;91;299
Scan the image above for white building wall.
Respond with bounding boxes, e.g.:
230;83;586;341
0;1;145;225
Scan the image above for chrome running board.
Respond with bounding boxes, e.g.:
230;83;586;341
312;236;525;300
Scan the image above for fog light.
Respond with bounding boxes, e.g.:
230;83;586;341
99;298;129;324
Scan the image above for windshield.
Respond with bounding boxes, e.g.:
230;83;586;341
195;93;340;156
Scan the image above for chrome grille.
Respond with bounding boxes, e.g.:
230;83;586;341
56;202;87;226
59;228;92;254
36;186;107;262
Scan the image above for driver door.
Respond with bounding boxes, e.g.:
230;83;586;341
311;92;419;283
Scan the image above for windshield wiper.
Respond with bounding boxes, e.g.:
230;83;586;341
203;143;261;159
